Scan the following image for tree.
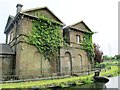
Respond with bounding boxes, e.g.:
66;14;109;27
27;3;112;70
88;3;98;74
114;54;120;60
103;55;114;60
103;55;110;60
94;43;103;63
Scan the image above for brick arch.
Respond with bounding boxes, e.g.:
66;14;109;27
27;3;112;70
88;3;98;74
64;52;72;75
78;54;83;72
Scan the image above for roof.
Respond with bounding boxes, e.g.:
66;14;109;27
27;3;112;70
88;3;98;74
4;15;14;33
68;20;93;34
4;6;65;34
0;43;15;55
22;6;48;12
22;6;64;25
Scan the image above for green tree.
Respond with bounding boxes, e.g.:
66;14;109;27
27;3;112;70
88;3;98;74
114;54;120;60
94;43;103;63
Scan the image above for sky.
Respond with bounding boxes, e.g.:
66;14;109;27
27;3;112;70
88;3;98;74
0;0;118;56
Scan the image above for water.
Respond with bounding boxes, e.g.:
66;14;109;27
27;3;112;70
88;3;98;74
1;76;119;90
105;76;119;88
66;76;119;90
49;76;119;90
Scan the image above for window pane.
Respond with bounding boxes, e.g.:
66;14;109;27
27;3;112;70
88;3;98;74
76;35;80;43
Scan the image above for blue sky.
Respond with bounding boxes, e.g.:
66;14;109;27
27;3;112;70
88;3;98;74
0;0;118;56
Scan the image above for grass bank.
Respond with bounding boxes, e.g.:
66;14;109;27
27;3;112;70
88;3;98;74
100;66;119;77
1;66;119;88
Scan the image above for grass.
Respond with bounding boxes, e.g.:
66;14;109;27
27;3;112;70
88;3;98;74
100;66;120;77
1;74;94;88
1;66;119;88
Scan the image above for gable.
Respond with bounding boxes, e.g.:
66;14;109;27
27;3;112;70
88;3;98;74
4;15;14;33
22;7;64;24
70;21;93;33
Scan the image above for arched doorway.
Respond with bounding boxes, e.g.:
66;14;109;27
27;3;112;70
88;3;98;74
78;54;83;72
64;52;72;75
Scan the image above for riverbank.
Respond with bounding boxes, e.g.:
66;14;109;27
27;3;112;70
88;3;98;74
1;66;119;88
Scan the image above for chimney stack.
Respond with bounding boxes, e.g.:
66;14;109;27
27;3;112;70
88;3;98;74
16;4;23;13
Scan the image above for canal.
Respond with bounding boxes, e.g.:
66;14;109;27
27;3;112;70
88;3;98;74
1;76;119;90
48;76;119;90
64;76;119;90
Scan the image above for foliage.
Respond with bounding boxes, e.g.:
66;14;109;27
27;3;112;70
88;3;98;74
28;16;62;61
103;55;114;60
95;62;105;69
114;54;120;59
94;43;103;63
81;33;94;62
100;66;120;77
103;55;111;60
95;61;118;69
1;74;93;88
1;66;119;88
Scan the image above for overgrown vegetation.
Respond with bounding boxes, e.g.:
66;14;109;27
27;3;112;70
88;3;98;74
100;66;120;77
1;74;93;88
1;66;119;88
28;16;62;61
81;33;94;63
114;54;120;59
103;55;120;60
95;61;119;69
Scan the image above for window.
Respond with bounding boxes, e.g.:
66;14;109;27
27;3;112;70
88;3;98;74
10;31;13;42
76;35;80;43
7;31;13;43
7;34;10;44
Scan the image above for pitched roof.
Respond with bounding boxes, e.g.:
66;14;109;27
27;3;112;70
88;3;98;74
22;6;64;25
0;43;15;55
4;6;65;34
4;15;14;33
68;20;93;34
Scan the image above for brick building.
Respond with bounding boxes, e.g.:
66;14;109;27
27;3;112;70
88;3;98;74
0;4;94;80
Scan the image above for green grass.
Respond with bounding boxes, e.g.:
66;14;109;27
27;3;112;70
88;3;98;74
1;74;93;88
1;66;119;88
100;66;119;77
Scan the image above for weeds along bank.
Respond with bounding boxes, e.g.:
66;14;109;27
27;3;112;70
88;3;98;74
1;65;119;88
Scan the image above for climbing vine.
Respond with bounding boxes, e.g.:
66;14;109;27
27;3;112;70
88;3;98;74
28;16;62;61
81;33;95;63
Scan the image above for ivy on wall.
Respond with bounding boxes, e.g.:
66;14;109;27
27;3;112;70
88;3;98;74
81;33;95;63
28;16;62;61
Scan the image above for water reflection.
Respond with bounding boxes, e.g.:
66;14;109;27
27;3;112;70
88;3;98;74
64;82;106;90
105;76;119;88
67;76;119;90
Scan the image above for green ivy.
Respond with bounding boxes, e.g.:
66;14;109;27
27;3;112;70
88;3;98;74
28;16;62;61
81;33;95;63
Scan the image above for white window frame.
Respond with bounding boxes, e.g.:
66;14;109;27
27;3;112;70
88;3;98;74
8;31;13;43
76;35;80;43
